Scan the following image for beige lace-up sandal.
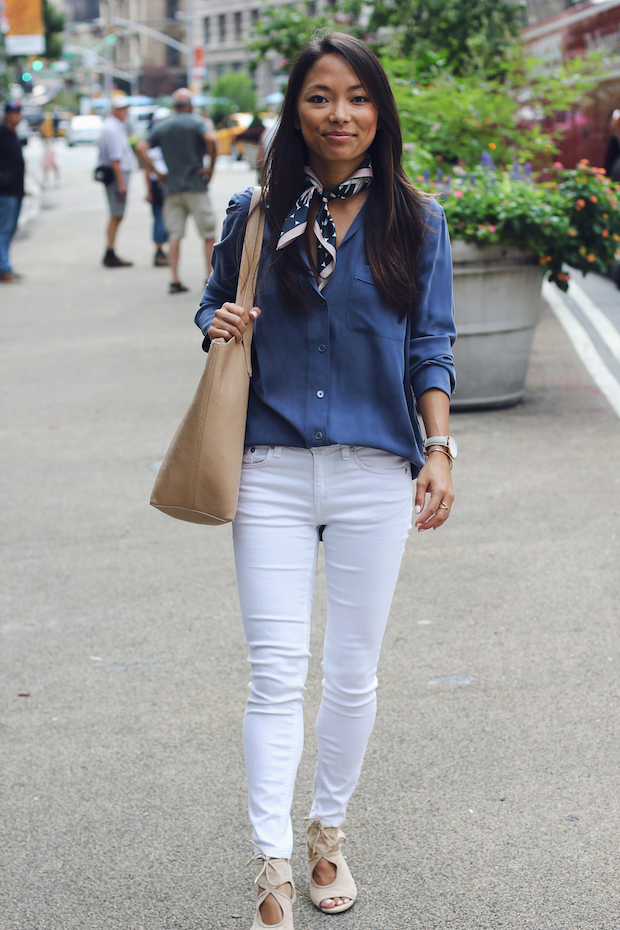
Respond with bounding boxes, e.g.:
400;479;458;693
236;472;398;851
306;819;357;914
250;855;296;930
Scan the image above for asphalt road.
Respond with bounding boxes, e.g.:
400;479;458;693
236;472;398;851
2;139;620;930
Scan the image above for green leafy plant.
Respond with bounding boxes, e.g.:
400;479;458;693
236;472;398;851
389;51;605;170
211;72;257;124
410;158;620;291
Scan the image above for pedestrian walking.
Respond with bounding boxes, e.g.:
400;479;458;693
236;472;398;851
136;89;217;293
98;96;134;267
195;33;456;930
142;107;170;267
0;101;25;283
40;112;61;189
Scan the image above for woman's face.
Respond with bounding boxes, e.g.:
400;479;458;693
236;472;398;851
295;53;378;178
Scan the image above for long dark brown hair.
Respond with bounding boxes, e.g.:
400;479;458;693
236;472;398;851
261;32;433;317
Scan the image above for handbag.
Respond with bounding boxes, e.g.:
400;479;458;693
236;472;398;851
150;186;265;525
94;164;115;185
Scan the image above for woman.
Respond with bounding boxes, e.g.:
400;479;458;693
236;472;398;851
196;33;456;930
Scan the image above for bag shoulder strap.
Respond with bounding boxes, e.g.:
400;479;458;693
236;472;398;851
236;187;265;374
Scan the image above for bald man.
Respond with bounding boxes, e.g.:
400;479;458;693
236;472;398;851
136;89;217;293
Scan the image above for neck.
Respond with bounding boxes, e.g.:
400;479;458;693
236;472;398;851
308;154;366;190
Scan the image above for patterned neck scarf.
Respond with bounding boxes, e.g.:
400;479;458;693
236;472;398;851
276;156;374;290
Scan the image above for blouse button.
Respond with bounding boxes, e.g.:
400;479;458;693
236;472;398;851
250;447;256;453
314;430;323;440
316;390;324;398
318;344;326;352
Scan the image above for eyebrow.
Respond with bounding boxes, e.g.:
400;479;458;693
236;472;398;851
305;82;365;92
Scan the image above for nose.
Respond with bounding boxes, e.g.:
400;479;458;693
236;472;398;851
329;97;351;123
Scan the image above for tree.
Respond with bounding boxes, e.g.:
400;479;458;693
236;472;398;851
43;0;65;61
250;1;367;71
212;71;257;115
369;0;525;75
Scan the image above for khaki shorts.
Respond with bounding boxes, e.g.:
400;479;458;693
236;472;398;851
163;190;217;240
105;171;130;218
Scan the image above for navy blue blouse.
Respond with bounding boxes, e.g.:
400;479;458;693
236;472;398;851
196;187;456;476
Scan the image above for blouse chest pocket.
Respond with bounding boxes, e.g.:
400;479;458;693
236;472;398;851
346;264;406;340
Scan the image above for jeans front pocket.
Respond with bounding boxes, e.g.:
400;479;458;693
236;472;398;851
242;445;273;467
351;446;410;475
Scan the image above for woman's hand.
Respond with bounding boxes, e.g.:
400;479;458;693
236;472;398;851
414;451;454;532
208;303;261;343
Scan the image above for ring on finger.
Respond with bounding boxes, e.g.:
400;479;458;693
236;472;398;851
439;501;450;510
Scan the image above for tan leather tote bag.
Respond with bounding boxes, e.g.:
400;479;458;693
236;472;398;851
150;186;265;525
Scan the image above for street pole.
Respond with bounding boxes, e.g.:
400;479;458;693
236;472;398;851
104;2;112;100
185;0;194;91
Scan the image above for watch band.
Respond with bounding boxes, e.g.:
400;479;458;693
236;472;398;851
424;435;450;448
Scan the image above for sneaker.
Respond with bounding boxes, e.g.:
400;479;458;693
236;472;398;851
103;249;133;267
154;248;169;267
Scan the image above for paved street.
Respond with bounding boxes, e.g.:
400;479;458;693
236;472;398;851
2;140;620;930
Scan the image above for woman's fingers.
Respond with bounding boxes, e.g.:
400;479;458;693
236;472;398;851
414;456;454;531
208;303;261;342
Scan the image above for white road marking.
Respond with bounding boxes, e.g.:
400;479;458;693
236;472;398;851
542;280;620;419
567;279;620;366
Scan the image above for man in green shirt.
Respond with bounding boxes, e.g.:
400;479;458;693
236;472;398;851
136;89;218;293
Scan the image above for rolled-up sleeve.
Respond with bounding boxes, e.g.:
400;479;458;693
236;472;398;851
409;202;456;400
195;187;253;350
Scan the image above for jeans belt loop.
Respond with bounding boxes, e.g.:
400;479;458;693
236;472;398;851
273;446;282;459
341;445;351;460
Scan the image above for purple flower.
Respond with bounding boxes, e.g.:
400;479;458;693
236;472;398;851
524;162;533;176
469;173;476;184
436;169;443;182
510;161;522;181
480;152;494;167
423;169;430;182
444;176;452;190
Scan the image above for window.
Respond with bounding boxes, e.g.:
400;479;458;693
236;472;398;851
216;62;227;77
218;13;226;42
232;61;243;71
234;10;242;39
203;16;210;44
250;8;259;26
166;0;178;17
166;45;180;67
306;0;316;14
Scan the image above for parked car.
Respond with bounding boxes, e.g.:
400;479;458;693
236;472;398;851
66;114;103;146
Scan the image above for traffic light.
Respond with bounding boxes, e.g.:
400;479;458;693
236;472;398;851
32;60;43;72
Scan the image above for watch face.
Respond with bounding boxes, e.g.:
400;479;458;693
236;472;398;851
448;436;458;458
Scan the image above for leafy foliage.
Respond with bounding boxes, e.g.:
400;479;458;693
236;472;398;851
249;0;368;69
390;51;605;169
369;0;524;75
212;72;257;122
411;160;620;291
43;0;65;60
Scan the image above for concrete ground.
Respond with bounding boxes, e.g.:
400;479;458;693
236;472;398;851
2;139;620;930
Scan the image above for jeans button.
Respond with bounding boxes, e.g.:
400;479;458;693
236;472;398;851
318;344;326;353
314;430;323;440
316;390;324;398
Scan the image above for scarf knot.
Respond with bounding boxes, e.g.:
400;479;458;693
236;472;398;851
277;157;373;289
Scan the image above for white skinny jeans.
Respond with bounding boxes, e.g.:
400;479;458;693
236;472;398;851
232;444;412;859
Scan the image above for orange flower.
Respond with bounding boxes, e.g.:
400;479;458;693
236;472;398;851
602;229;609;238
586;253;596;262
602;213;609;219
613;234;620;242
590;195;598;203
539;256;551;265
579;246;587;255
575;199;586;210
578;158;590;166
484;118;491;124
489;142;496;150
567;228;577;236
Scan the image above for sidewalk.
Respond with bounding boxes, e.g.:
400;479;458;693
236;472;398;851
1;144;620;930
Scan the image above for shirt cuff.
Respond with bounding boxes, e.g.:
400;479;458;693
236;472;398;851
412;365;454;400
